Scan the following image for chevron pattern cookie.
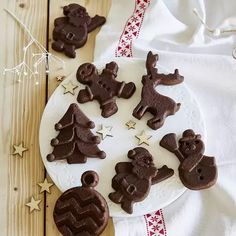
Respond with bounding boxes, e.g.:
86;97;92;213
53;171;109;236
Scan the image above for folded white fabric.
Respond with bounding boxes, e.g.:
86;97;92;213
94;1;236;235
95;0;236;61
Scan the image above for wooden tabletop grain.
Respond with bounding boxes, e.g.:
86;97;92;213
0;0;114;235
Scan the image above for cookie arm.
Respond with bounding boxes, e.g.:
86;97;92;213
181;154;204;172
151;165;174;185
54;17;67;26
103;61;118;78
115;162;133;173
77;86;94;103
88;15;106;33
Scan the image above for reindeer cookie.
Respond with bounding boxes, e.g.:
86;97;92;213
77;62;136;118
133;51;184;130
109;147;174;214
160;129;217;190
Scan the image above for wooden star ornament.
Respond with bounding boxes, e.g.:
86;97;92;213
126;120;136;130
62;81;78;95
56;75;65;82
13;142;28;157
26;196;41;213
96;125;113;140
135;131;152;146
38;178;54;193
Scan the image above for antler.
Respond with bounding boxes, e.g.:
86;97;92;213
158;69;184;86
146;51;159;77
145;51;184;85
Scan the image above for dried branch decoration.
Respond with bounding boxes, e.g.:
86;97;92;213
3;9;65;84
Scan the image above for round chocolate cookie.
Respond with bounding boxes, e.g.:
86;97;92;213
53;171;109;236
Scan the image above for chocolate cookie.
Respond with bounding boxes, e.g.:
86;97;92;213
133;51;184;130
47;103;106;164
160;129;217;190
53;171;109;236
52;3;106;58
109;147;174;214
77;62;136;118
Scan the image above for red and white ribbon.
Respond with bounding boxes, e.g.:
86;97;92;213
115;1;167;235
115;0;151;57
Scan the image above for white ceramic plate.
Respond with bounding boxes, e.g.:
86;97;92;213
39;57;205;217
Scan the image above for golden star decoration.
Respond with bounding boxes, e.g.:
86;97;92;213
96;125;113;140
25;196;41;213
126;120;136;130
13;142;28;157
135;131;152;146
56;75;65;82
38;178;54;193
62;81;78;95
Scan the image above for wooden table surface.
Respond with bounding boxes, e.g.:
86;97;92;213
0;0;114;235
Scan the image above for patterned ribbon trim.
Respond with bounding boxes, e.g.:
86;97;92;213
115;1;168;235
115;0;151;57
144;209;167;236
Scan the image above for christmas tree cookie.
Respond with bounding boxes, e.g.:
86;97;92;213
47;103;106;164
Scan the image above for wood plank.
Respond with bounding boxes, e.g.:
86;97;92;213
46;0;114;235
0;0;48;236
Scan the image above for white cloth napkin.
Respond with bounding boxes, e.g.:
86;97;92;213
94;1;236;235
95;0;236;60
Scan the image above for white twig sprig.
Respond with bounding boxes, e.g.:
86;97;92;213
3;9;65;84
193;8;236;59
193;8;236;37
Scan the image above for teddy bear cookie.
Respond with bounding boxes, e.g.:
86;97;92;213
47;103;106;164
52;3;106;58
160;129;218;190
77;62;136;118
133;51;184;130
53;171;109;236
109;147;174;214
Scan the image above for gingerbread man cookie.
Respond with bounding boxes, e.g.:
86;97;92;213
52;4;106;58
133;51;184;130
109;147;174;214
77;62;136;118
160;129;218;190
